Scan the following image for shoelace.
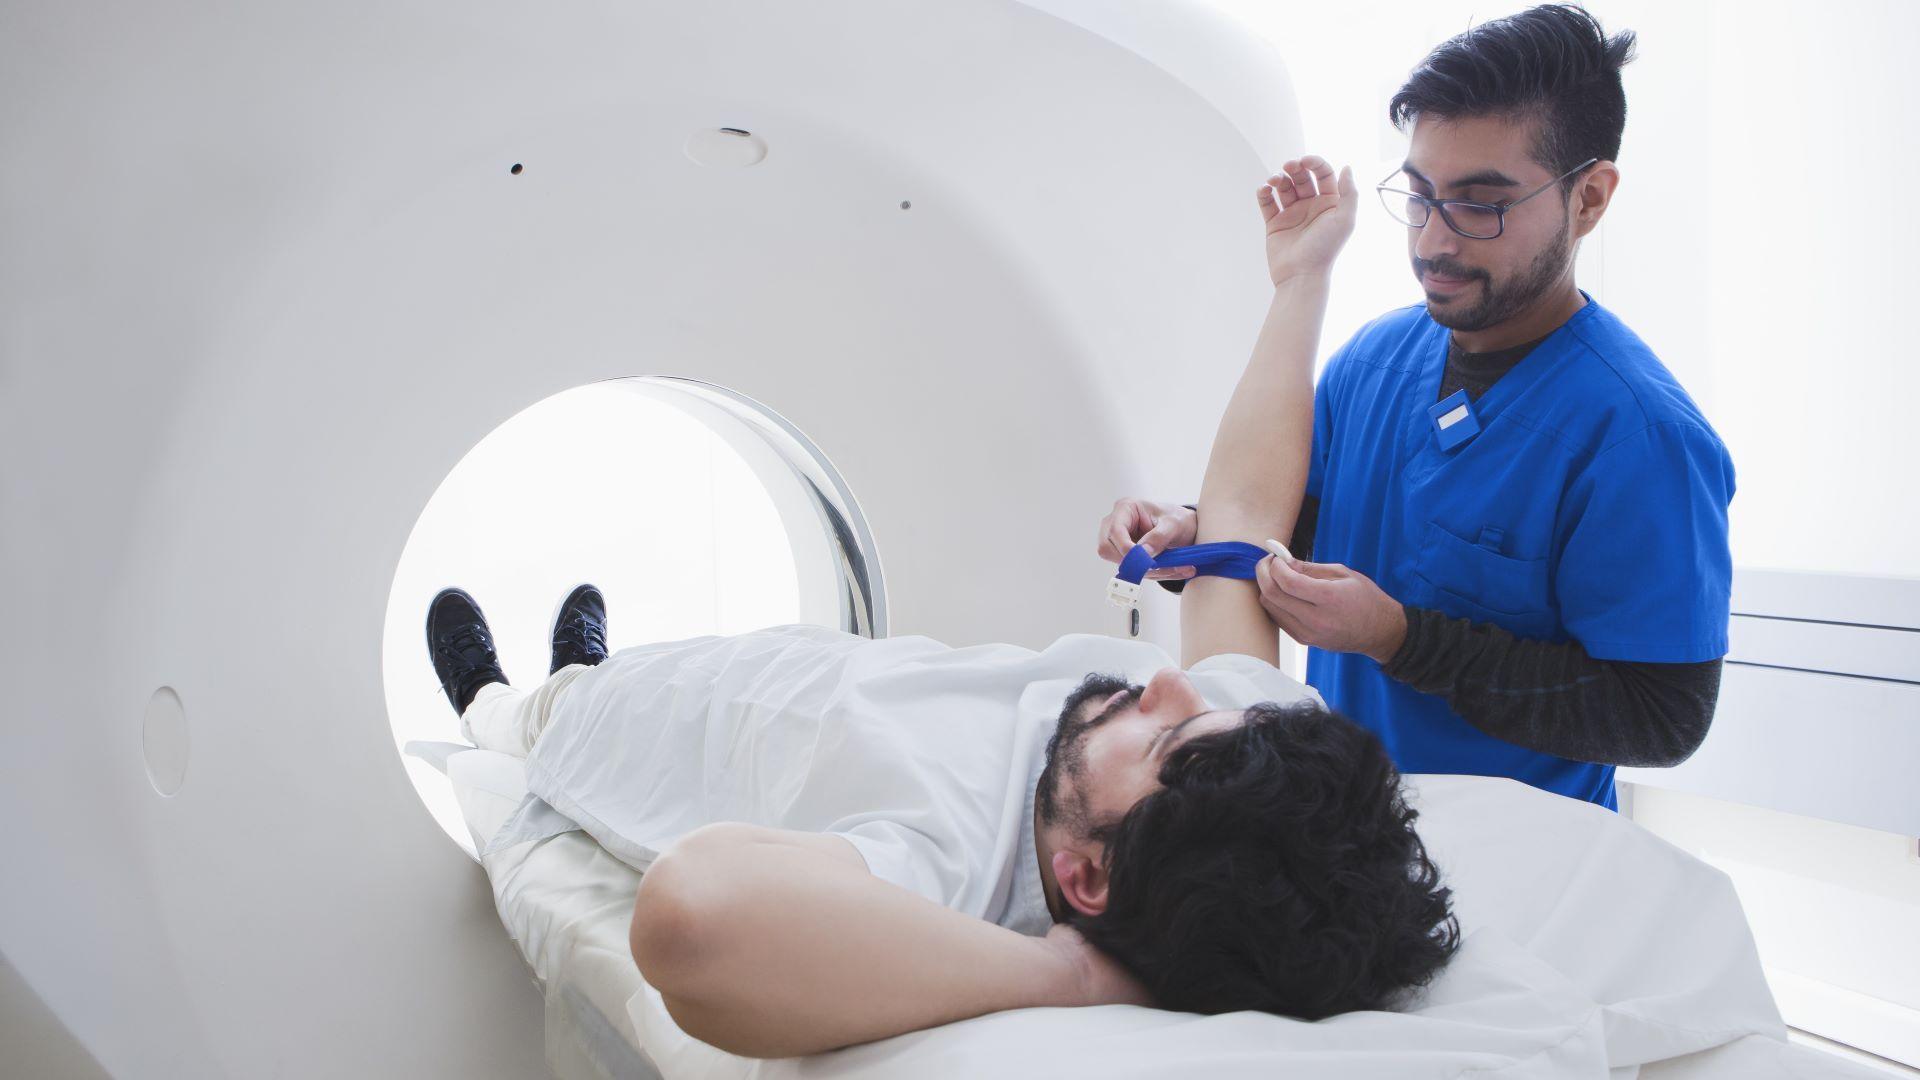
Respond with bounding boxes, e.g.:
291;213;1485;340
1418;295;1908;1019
435;623;499;667
553;613;607;658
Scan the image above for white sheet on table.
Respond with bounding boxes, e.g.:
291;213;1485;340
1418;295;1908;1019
618;767;1785;1080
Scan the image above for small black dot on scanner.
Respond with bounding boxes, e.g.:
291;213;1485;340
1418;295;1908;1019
900;200;911;210
510;163;523;175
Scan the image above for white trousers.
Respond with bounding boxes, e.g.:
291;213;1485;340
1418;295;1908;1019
459;664;593;758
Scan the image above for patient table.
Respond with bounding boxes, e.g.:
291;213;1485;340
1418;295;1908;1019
408;742;1894;1080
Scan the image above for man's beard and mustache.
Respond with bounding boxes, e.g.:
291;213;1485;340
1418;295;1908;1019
1036;672;1141;838
1416;215;1573;333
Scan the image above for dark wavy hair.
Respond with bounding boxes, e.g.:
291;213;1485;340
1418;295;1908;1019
1070;700;1460;1019
1389;3;1637;194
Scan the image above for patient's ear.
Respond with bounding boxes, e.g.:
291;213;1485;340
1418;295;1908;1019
1051;850;1110;917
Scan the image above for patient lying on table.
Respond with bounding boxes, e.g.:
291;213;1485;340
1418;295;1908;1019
428;585;1459;1059
424;156;1457;1058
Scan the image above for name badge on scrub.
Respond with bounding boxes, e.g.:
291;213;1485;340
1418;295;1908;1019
1426;389;1481;451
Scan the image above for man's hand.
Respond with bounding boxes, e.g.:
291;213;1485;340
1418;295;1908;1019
1258;155;1358;287
1096;498;1199;581
1042;923;1155;1009
1256;552;1408;664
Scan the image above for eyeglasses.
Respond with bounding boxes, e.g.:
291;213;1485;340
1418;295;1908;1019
1376;157;1599;239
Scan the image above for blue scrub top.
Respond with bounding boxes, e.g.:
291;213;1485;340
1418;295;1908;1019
1304;290;1735;809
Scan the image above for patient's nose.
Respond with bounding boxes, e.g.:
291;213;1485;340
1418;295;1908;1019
1139;667;1204;719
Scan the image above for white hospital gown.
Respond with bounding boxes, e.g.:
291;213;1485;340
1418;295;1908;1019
513;623;1323;936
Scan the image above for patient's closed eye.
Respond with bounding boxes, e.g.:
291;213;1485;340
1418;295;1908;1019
1148;711;1220;759
1144;723;1176;759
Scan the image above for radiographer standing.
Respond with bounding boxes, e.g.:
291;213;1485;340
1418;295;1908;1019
1099;4;1734;810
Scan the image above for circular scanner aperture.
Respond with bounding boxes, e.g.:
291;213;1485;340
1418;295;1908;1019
381;377;880;856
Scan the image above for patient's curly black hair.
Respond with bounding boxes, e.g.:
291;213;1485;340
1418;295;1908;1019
1070;700;1461;1019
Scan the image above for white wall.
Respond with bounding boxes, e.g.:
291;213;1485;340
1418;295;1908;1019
1205;0;1920;1064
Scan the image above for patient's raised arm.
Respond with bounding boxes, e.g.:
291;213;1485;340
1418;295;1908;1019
1180;156;1355;668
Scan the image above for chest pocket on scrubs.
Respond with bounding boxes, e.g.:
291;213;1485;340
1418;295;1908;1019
1413;520;1556;635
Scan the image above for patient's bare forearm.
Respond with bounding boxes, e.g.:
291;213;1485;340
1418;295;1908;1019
1177;274;1329;667
1194;273;1328;538
629;823;1089;1058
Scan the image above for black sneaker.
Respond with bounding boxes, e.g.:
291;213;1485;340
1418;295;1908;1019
425;588;508;715
549;583;609;674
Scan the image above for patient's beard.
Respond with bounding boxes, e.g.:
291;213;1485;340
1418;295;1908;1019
1035;720;1090;836
1036;675;1138;839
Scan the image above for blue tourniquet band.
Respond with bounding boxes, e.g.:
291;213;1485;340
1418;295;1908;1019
1116;541;1270;585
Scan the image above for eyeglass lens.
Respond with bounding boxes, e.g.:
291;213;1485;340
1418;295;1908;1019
1378;184;1503;239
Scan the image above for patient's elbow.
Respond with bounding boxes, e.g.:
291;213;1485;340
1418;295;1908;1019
629;841;726;995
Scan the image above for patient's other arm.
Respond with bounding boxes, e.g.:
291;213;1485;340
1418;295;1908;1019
1181;156;1354;669
629;823;1148;1058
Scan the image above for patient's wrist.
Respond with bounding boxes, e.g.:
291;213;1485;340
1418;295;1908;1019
1271;268;1333;291
1041;924;1152;1008
1031;930;1096;1007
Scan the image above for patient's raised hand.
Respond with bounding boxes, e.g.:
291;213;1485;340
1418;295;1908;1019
1258;154;1358;287
1044;923;1155;1009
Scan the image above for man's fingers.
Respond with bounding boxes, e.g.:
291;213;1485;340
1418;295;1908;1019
1271;608;1314;649
1098;506;1135;561
1260;176;1294;232
1137;518;1182;557
1284;159;1315;198
1261;555;1325;603
1290;559;1347;580
1278;166;1311;211
1302;155;1335;199
1099;500;1198;564
1143;566;1197;581
1271;558;1335;600
1264;599;1308;642
1257;563;1310;632
1258;556;1316;610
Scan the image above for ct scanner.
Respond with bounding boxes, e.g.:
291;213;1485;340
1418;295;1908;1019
8;1;1916;1078
0;1;1302;1074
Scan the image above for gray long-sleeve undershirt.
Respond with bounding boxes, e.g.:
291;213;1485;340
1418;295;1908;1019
1161;330;1721;768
